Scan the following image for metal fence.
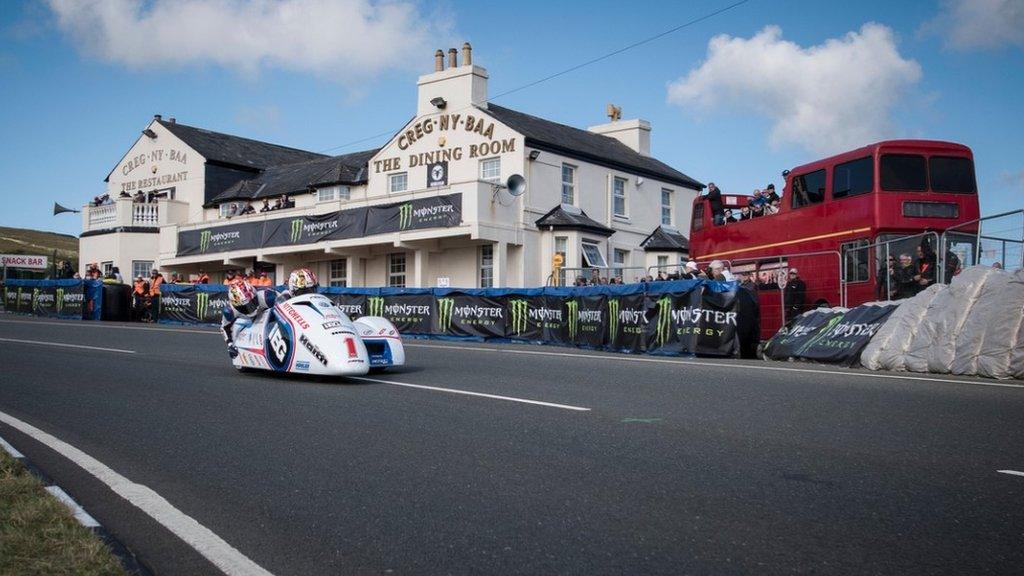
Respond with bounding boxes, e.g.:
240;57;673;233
939;209;1024;281
547;266;651;286
847;231;940;302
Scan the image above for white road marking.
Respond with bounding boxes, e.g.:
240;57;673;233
351;376;591;411
997;470;1024;477
0;337;135;354
0;434;24;458
0;318;215;335
45;485;101;528
404;343;1024;389
0;410;275;576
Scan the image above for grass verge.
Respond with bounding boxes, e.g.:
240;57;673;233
0;448;126;576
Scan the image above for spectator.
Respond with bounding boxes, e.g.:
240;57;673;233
765;199;781;215
271;198;283;211
877;256;897;300
723;209;737;223
749;189;767;208
738;206;752;221
148;269;164;320
111;266;124;284
282;194;295;208
133;190;145;203
680;260;699;280
993;262;1003;270
943;251;962;283
132;275;150;322
259;199;271;213
784;268;807;322
751;204;765;218
764;184;780;204
656;271;667;281
739;272;756;290
707;260;727;281
914;245;936;290
895;253;917;299
242;202;255;215
256;271;273;286
574;275;586;287
119;190;132;198
196;269;210;284
705;182;725;225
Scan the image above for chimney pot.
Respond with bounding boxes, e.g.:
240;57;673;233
434;49;444;72
169;117;176;124
462;42;472;66
154;114;162;121
447;47;457;69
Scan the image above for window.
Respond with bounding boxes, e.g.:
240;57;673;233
132;260;153;280
929;156;976;194
218;204;231;218
581;241;607;268
832;156;874;199
102;261;113;275
555;236;568;286
613;177;627;217
692;203;705;232
387;253;406;287
318;186;351;202
329;259;348;287
561;164;576;204
389;172;408;193
791;169;826;208
479;244;494;288
841;239;870;283
480;158;501;182
881;154;927;191
661;189;673;225
613;249;628;279
657;255;668;270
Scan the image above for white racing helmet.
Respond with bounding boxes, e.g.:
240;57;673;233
287;268;319;296
228;281;259;317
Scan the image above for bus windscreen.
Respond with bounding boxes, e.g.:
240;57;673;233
929;156;976;193
881;154;927;191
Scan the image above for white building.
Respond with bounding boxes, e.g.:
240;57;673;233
80;44;702;287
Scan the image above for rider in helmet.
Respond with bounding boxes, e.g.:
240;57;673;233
221;280;277;358
278;268;319;301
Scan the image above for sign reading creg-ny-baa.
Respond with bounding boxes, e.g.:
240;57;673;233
1;254;48;270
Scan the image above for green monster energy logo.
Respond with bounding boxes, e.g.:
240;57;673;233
796;315;844;355
200;230;212;252
509;299;529;335
290;218;303;242
566;300;578;340
437;297;455;332
654;295;672;347
56;287;65;313
608;298;620;338
196;292;210;319
32;288;39;310
399;203;413;230
368;296;385;316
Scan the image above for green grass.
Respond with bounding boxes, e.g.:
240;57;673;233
0;226;79;266
0;449;126;576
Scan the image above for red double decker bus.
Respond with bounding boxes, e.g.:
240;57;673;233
688;140;980;339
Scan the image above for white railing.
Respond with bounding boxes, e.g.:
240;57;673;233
87;204;116;228
132;203;159;226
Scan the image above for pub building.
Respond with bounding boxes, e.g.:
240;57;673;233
80;44;702;288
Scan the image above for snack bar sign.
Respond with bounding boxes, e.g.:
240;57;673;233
1;254;48;270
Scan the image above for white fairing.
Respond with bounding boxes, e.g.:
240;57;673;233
231;293;405;376
353;316;407;368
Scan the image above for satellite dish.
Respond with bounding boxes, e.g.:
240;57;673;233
506;174;527;197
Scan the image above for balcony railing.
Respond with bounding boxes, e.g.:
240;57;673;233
83;199;163;232
87;204;117;228
132;203;158;226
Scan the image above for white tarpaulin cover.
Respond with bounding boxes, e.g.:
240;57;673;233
861;266;1024;379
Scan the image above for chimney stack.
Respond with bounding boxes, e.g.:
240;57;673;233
153;114;162;121
434;49;444;72
447;47;458;69
169;117;176;124
462;42;472;67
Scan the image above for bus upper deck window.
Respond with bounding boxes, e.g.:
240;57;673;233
929;156;976;194
881;154;927;191
791;169;826;209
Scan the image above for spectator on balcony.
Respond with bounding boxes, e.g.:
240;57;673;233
241;202;255;215
765;198;781;215
119;190;132;198
895;254;918;299
259;199;271;213
749;189;768;209
737;206;752;221
723;209;737;223
750;204;765;218
282;195;295;208
270;198;283;211
706;260;727;281
133;190;145;203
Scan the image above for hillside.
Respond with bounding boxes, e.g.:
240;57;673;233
0;226;79;266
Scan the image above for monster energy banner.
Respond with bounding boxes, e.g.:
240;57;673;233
365;194;462;235
177;220;264;257
763;304;898;366
606;293;648;353
321;291;368;320
506;294;568;342
158;286;232;324
566;295;607;348
3;281;87;319
435;291;506;338
366;292;434;334
261;209;367;248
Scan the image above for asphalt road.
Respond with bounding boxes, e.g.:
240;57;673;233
1;315;1023;575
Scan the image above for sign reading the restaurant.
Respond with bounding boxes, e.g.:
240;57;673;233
426;161;448;188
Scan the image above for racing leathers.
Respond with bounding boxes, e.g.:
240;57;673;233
221;289;278;357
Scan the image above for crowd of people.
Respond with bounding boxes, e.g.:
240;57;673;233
222;195;295;219
876;244;941;300
89;190;164;207
704;182;783;225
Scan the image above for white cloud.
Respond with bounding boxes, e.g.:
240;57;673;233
924;0;1024;51
45;0;452;82
667;24;922;155
1000;170;1024;190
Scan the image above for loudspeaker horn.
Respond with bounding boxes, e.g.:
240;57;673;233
505;174;527;197
53;202;81;215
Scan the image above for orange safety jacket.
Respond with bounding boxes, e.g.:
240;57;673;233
133;280;147;296
150;275;164;295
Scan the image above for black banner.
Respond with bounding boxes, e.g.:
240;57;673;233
365;194;462;235
427;161;448;188
506;294;567;342
566;295;606;348
177;221;264;257
366;293;433;334
607;293;647;353
789;304;898;365
261;209;367;248
320;292;369;320
762;309;847;361
645;286;739;356
4;285;30;313
435;292;506;338
159;287;232;324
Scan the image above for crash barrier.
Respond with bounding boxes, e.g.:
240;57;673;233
1;279;103;320
762;302;900;366
157;281;761;358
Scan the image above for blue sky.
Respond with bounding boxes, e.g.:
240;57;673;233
1;0;1021;237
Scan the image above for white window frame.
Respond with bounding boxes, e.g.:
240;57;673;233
554;236;568;286
389;173;408;194
479;158;501;183
661;188;673;226
613;249;628;279
613;177;628;218
561;164;576;204
388;253;406;287
132;260;153;280
101;261;114;275
218;204;231;218
581;241;608;268
329;258;348;287
317;187;336;202
479;244;494;288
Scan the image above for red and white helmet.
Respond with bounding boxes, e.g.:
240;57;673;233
228;280;259;317
288;268;319;296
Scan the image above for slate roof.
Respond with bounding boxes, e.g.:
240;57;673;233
639;225;690;253
486;104;703;191
157;119;327;170
535;204;615;237
211;149;379;204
